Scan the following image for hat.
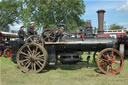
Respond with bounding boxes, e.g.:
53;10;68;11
30;22;35;24
20;26;24;28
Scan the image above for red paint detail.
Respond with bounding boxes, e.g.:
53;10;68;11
5;47;12;58
80;34;84;40
104;32;126;38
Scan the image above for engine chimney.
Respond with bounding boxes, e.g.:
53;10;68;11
85;20;92;28
97;10;105;37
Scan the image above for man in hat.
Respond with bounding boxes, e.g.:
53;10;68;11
27;22;37;36
18;26;26;40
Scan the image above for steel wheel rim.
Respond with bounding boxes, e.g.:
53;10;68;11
97;48;124;75
16;43;47;73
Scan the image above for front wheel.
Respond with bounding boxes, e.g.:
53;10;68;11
97;48;124;75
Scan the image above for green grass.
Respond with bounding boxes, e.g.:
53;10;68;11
0;54;128;85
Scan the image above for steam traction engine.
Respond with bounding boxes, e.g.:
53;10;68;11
16;28;124;75
15;10;124;75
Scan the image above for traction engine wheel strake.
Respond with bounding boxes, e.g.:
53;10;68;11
97;48;124;75
16;43;48;73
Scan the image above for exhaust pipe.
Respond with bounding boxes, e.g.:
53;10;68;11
97;10;105;37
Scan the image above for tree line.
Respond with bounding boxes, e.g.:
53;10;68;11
109;24;126;30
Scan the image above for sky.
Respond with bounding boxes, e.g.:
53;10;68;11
9;0;128;31
82;0;128;30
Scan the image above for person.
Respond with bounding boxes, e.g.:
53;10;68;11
78;28;84;40
27;22;37;36
55;27;64;41
18;26;26;40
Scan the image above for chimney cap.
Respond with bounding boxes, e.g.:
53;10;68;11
97;10;106;13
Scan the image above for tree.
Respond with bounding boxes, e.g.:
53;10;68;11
0;0;86;32
0;0;21;31
19;0;85;31
109;24;125;30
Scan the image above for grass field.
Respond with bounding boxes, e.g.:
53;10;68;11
0;53;128;85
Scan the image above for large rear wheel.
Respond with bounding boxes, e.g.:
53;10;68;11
16;43;48;73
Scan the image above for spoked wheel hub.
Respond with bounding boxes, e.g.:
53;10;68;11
97;48;124;75
108;60;112;64
16;43;47;73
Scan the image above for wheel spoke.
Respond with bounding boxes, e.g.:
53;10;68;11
37;61;44;66
49;33;53;36
35;61;42;68
101;63;108;69
44;32;48;36
31;63;34;71
44;37;48;40
38;58;44;62
32;50;35;56
20;51;29;56
113;58;121;61
24;60;30;66
50;36;54;39
35;52;41;57
107;54;110;60
112;61;120;64
37;54;44;58
48;32;52;35
29;38;33;42
48;37;50;42
27;51;31;55
20;59;29;63
27;45;32;53
102;53;108;59
111;50;114;56
100;58;108;62
107;66;109;72
26;62;31;68
99;62;106;66
24;56;29;59
33;63;36;71
109;65;113;72
35;46;38;53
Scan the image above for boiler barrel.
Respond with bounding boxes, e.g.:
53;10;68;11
45;38;117;52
